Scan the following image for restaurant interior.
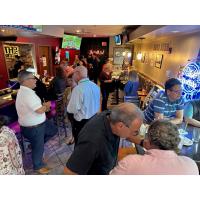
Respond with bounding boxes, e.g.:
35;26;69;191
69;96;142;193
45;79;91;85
0;25;200;175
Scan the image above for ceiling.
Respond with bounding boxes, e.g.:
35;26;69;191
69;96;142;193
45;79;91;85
0;25;140;38
130;25;200;43
61;25;126;37
1;25;200;41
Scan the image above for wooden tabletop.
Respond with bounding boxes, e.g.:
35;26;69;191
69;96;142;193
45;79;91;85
118;147;136;161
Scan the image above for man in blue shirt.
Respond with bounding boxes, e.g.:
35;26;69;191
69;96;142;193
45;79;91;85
67;66;100;145
144;78;184;125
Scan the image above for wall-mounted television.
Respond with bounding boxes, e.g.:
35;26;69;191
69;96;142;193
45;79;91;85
62;34;82;50
114;35;122;45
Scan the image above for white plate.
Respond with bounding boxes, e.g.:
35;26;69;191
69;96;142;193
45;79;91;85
181;136;193;146
178;129;188;135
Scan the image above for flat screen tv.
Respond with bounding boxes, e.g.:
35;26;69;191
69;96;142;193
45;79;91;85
62;34;82;49
114;35;122;45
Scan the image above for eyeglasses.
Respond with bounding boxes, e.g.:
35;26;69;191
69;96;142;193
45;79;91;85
170;89;182;94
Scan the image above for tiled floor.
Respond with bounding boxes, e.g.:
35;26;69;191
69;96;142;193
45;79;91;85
23;128;74;175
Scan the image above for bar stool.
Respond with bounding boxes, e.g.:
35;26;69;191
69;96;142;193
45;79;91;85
55;93;67;145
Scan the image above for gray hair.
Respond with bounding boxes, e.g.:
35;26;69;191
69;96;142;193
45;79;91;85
128;70;138;82
74;65;88;78
147;120;180;152
18;70;33;84
110;103;143;126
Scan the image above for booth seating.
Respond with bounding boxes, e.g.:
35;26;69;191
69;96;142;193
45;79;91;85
124;96;141;107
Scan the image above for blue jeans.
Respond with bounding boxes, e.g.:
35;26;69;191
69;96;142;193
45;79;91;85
21;120;57;170
21;122;46;170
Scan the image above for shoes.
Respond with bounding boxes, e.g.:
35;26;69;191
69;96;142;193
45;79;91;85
35;167;50;175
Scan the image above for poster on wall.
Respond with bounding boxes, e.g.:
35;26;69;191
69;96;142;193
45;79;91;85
155;54;163;68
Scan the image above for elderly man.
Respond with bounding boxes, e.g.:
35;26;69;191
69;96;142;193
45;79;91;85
184;99;200;128
64;103;143;175
16;70;52;174
110;120;198;175
67;66;100;145
144;78;184;125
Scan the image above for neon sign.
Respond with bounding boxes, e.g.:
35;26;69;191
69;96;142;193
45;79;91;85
179;61;200;101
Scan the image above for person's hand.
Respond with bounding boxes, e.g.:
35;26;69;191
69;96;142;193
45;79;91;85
43;101;51;109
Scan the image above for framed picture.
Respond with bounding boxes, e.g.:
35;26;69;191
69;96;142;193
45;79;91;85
149;53;155;67
141;53;146;63
155;54;163;68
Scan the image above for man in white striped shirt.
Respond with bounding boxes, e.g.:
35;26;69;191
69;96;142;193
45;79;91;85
67;66;100;145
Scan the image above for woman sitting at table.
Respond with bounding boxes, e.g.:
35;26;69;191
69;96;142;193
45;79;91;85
124;70;139;97
110;120;199;175
0;115;25;175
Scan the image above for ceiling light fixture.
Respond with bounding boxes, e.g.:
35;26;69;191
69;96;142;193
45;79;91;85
171;30;179;33
1;29;5;32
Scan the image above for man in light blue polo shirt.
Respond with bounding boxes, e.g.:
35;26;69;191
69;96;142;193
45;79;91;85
67;66;100;145
144;78;184;125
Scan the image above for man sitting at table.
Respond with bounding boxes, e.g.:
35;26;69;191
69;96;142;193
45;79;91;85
184;99;200;128
143;78;184;125
110;120;199;175
64;103;144;175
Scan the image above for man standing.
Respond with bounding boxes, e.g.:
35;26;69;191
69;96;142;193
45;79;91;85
64;103;143;175
67;66;100;145
16;70;51;174
144;78;184;125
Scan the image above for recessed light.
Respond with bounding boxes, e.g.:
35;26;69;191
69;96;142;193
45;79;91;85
76;30;81;33
1;29;5;32
171;30;179;33
93;34;96;37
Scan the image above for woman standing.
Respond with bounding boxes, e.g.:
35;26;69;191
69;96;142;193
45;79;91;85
99;64;113;111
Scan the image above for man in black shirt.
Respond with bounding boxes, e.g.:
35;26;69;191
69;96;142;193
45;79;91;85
64;102;143;175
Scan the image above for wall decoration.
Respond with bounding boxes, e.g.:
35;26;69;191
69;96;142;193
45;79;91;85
149;53;155;67
144;53;149;64
155;54;163;68
141;53;146;63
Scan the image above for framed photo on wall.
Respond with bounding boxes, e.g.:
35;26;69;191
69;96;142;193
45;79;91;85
155;54;163;68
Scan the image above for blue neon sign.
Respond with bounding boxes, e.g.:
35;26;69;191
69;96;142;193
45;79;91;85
179;61;200;102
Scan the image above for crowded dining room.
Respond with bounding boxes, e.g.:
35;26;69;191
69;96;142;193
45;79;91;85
0;24;200;176
2;0;200;198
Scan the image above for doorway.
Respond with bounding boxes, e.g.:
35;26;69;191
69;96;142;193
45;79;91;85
38;46;51;76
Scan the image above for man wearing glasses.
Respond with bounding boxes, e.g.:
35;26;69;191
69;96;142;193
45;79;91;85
64;103;143;175
144;78;184;125
16;70;52;174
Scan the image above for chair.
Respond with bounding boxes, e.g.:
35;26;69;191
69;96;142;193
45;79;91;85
55;93;67;144
124;96;141;107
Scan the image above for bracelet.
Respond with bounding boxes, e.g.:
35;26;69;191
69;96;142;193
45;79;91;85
140;139;144;147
